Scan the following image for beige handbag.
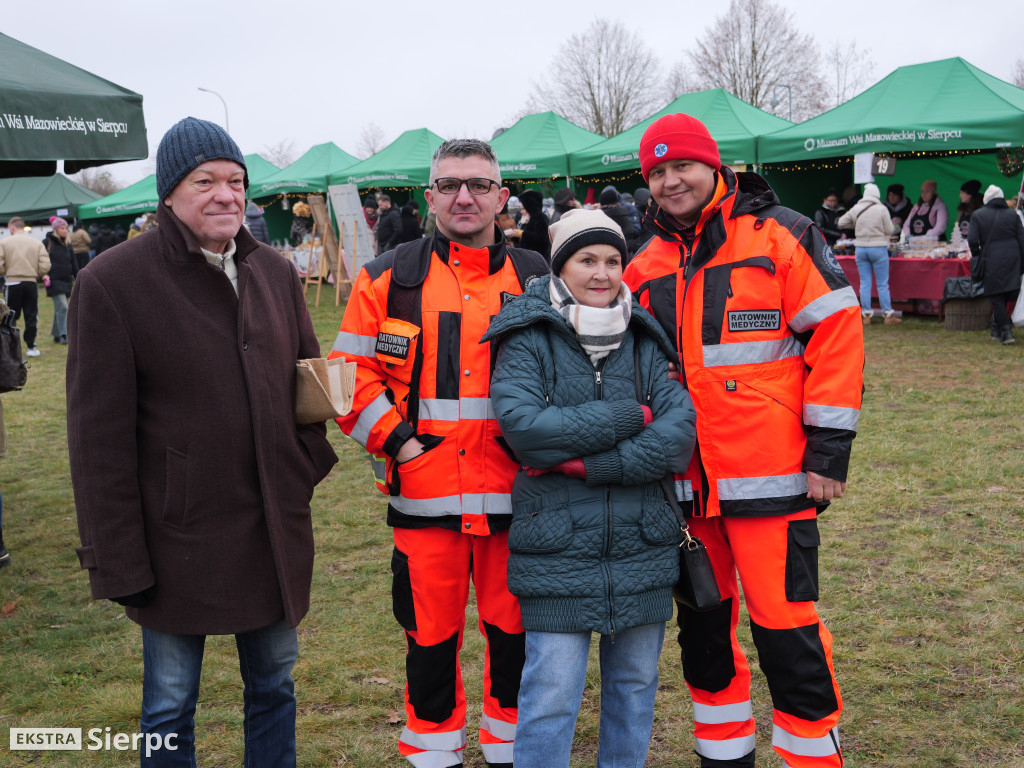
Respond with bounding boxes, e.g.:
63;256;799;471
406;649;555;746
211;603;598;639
295;357;356;424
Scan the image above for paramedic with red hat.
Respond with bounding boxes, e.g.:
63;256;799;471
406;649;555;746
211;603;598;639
622;113;864;768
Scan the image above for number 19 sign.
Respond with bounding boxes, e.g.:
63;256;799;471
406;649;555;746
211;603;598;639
872;155;897;176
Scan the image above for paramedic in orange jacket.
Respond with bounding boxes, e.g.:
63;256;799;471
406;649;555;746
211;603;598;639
330;138;548;768
623;114;864;768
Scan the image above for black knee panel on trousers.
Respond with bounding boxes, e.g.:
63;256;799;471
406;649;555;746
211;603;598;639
482;621;525;709
678;597;736;693
750;620;839;721
698;749;755;768
406;631;459;723
391;547;416;630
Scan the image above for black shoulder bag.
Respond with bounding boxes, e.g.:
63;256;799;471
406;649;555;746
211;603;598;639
633;342;720;612
0;305;27;393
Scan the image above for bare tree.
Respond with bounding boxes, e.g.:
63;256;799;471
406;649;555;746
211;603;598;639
825;40;875;108
685;0;827;122
72;168;122;196
260;138;297;168
356;123;387;160
1012;57;1024;88
664;60;699;102
530;19;663;137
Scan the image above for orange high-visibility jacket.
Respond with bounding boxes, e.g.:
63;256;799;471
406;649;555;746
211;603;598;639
330;234;548;534
623;168;864;518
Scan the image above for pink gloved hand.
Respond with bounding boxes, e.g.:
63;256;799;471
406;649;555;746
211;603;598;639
641;405;653;426
552;458;585;478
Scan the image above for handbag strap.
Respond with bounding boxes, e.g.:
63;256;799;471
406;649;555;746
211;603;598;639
632;341;697;547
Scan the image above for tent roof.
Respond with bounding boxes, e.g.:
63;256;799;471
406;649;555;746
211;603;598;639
334;128;446;188
758;58;1024;163
569;88;792;176
77;173;157;219
79;154;282;220
249;142;359;198
490;112;604;180
0;174;100;220
0;32;147;176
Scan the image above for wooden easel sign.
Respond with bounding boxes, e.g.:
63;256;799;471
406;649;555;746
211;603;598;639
328;183;376;278
306;195;351;306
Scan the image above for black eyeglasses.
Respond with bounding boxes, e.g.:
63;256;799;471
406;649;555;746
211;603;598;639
432;177;499;195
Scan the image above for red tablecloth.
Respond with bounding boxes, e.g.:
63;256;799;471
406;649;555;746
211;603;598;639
838;255;970;313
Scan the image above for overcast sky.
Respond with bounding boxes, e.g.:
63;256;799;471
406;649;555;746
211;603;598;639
6;0;1020;187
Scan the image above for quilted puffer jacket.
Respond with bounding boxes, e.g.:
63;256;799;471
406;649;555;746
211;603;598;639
483;276;696;636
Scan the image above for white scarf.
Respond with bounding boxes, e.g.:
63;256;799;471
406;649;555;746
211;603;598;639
549;275;631;366
201;239;238;295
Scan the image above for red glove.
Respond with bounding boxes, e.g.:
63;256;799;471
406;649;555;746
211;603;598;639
526;458;586;478
552;458;585;478
641;405;653;426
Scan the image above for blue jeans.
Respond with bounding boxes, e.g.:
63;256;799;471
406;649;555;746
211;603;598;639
51;293;69;340
855;246;893;313
514;623;666;768
140;621;298;768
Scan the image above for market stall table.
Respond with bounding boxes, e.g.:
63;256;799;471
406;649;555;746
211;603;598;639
837;255;970;315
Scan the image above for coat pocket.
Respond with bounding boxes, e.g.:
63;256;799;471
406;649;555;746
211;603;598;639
161;447;188;529
639;485;682;546
508;488;573;554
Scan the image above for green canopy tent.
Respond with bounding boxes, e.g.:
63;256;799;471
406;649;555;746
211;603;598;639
490;111;604;183
0;174;100;221
756;58;1024;231
79;153;281;221
568;88;792;180
0;32;147;178
334;128;446;190
249;142;358;199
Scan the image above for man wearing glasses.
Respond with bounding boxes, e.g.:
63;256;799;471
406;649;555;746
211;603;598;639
330;139;548;768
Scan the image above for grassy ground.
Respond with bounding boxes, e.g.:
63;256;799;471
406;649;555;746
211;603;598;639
1;292;1022;767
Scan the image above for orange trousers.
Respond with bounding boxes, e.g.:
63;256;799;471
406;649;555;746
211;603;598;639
391;527;524;768
679;510;843;768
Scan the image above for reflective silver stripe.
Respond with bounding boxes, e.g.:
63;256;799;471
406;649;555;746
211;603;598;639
703;336;805;368
789;287;859;333
480;713;516;742
390;492;512;518
350;393;393;447
480;742;515;763
804;403;860;431
332;330;377;357
718;473;808;500
674;479;694;502
772;724;840;758
400;725;467;753
419;397;496;422
695;734;757;761
692;699;753;725
391;494;462;517
404;753;461;768
463;493;512;516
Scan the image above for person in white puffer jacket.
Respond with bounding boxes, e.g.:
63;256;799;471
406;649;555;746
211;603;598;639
839;182;897;325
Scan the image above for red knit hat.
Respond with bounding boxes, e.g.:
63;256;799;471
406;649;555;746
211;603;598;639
639;113;721;181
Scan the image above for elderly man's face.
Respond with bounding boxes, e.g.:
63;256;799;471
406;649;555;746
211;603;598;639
165;160;245;253
425;154;509;249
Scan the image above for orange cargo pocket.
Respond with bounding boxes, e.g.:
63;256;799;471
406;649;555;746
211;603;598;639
376;318;420;383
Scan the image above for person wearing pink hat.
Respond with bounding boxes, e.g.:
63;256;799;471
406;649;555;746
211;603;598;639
623;113;865;768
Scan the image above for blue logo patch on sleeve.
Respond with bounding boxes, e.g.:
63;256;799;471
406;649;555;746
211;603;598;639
821;244;845;275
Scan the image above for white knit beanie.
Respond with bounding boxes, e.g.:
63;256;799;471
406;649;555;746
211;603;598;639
863;183;881;202
548;208;627;274
983;184;1004;205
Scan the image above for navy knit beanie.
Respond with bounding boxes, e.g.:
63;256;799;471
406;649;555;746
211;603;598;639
156;117;247;200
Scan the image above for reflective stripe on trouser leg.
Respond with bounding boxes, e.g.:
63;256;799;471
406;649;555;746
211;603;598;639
679;516;756;765
393;528;472;766
727;510;843;768
472;532;524;760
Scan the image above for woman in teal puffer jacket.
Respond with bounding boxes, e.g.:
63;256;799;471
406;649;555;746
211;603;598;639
483;209;696;768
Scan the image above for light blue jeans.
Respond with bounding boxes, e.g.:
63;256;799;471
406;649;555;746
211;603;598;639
855;246;893;313
50;293;69;340
140;621;298;767
514;622;666;768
